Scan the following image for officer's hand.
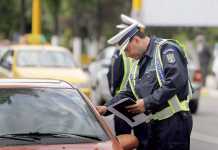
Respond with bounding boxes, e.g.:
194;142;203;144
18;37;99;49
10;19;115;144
126;99;145;114
96;106;107;115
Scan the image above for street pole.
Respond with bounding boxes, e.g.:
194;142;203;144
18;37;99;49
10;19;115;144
27;0;45;44
32;0;41;35
131;0;142;20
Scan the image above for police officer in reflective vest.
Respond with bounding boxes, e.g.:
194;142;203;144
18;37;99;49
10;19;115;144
97;20;193;150
107;49;134;136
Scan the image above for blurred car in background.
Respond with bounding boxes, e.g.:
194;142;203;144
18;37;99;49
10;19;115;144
89;46;117;104
187;48;203;114
0;79;123;150
212;43;218;88
0;45;91;97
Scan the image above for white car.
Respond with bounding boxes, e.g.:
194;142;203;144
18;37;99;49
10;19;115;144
89;46;117;104
212;44;218;88
186;48;203;114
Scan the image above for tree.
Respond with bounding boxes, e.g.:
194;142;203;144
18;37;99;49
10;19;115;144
20;0;27;35
57;0;131;49
0;0;19;39
45;0;61;35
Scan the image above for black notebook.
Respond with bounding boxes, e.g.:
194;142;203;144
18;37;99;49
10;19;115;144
107;98;151;127
112;98;136;121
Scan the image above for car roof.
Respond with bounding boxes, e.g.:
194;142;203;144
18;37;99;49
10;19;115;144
9;44;69;52
0;79;74;89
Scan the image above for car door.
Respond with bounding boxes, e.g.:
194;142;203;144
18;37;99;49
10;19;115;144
0;50;13;78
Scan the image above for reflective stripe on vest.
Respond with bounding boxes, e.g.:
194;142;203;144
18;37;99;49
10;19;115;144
128;61;139;99
115;51;134;94
129;39;191;122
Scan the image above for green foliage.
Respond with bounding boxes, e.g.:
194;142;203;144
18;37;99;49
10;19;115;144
0;0;129;44
1;0;218;49
204;28;218;45
0;0;20;38
57;0;131;39
146;26;218;47
44;0;61;34
45;0;61;15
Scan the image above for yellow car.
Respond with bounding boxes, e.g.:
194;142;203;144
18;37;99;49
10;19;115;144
0;45;91;97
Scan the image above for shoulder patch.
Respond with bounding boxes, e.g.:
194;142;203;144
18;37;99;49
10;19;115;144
166;52;176;64
162;48;175;55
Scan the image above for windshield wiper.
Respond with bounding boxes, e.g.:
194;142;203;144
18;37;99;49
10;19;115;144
58;133;101;141
0;132;101;141
22;132;101;141
0;133;64;142
5;133;64;140
0;134;37;142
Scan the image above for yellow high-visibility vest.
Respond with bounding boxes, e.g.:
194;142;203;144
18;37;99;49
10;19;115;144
115;50;134;94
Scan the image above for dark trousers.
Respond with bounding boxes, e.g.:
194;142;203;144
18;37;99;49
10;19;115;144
114;116;149;150
148;111;193;150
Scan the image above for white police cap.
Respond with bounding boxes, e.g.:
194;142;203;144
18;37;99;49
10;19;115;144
107;23;139;50
116;24;128;29
120;14;145;29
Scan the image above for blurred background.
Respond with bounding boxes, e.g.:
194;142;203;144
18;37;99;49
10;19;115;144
0;0;218;149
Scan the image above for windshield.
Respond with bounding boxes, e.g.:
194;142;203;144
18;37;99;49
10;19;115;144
16;50;76;68
0;88;109;144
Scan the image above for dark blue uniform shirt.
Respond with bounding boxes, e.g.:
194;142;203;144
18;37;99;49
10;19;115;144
106;37;189;114
107;49;124;97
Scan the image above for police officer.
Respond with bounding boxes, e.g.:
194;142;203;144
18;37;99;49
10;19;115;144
195;34;212;86
107;50;148;150
107;16;139;137
97;19;193;150
104;15;148;150
107;48;133;136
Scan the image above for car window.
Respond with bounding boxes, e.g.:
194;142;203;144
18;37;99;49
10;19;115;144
0;50;13;70
16;50;76;68
0;88;109;143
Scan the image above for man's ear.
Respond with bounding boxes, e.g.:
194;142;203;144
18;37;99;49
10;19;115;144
133;36;140;43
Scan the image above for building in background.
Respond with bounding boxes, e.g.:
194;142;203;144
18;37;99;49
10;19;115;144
140;0;218;27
